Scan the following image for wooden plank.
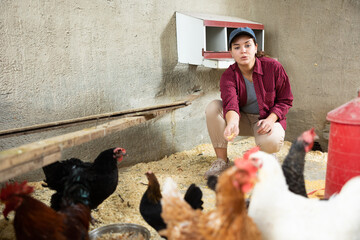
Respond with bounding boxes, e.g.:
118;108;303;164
0;152;62;182
0;116;147;182
0;99;193;138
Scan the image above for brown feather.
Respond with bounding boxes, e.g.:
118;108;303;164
161;166;262;240
2;184;91;240
145;172;162;204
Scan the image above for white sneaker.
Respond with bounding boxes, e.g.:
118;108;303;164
204;158;230;179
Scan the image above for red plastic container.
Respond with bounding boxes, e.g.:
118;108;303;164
324;92;360;198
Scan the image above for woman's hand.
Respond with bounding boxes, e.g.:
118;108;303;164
257;113;278;135
224;110;240;142
224;122;239;142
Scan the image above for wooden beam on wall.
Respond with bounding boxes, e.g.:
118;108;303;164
0;116;147;183
0;152;62;182
0;92;202;183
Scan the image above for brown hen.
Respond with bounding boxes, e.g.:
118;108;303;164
160;149;262;240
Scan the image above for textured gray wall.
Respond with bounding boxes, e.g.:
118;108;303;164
1;0;359;181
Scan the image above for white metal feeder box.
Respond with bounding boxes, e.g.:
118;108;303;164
175;12;265;69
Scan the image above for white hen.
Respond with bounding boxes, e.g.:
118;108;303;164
247;150;360;240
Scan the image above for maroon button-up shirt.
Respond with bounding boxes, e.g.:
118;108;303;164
220;57;293;130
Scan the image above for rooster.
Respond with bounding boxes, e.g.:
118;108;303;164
42;147;126;210
281;128;318;197
139;171;203;238
0;168;92;240
159;148;262;240
247;148;360;240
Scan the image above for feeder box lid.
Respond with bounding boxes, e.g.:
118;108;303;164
326;94;360;125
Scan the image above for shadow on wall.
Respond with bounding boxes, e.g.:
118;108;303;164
157;12;188;98
157;12;223;98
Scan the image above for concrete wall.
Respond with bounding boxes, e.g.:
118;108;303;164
1;0;359;181
247;0;360;143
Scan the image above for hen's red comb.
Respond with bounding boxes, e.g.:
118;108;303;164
0;181;34;201
300;128;317;140
299;128;318;152
114;147;126;154
309;127;315;134
243;146;260;160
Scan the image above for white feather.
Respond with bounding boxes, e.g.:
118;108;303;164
248;151;360;240
162;177;183;199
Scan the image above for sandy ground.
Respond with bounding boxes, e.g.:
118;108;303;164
0;137;327;240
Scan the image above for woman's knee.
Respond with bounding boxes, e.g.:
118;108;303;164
256;135;284;154
259;139;283;153
255;123;285;153
205;100;223;117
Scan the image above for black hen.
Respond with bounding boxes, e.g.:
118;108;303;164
281;128;318;197
42;147;126;210
139;171;203;238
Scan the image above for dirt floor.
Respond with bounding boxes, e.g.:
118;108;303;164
0;136;327;240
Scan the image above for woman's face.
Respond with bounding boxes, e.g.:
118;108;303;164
230;35;258;67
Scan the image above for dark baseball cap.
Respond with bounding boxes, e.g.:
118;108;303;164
229;27;257;47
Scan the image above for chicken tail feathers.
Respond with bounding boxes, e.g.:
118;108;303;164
184;184;204;210
42;158;84;190
60;167;91;208
42;161;63;189
206;175;218;191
